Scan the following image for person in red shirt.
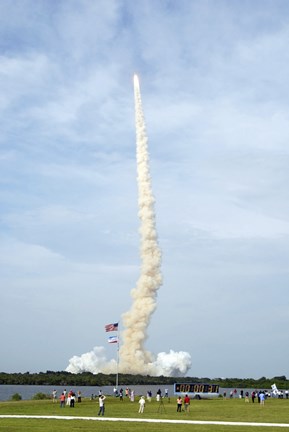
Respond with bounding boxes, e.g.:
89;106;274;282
184;394;190;412
59;393;65;408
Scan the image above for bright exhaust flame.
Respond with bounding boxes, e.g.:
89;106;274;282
133;73;139;90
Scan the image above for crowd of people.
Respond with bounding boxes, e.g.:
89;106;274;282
52;387;172;415
52;386;289;416
225;388;289;403
54;389;82;407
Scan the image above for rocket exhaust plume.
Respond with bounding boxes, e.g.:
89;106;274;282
118;74;163;374
65;75;192;377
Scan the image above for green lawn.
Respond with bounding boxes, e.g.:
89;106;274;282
0;396;288;432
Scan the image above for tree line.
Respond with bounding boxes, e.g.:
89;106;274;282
0;371;288;389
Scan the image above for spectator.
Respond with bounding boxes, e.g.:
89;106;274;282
70;392;75;407
60;393;65;408
77;390;82;403
138;396;145;413
119;388;123;401
98;395;106;416
184;394;190;412
177;396;183;412
260;392;265;406
52;389;57;403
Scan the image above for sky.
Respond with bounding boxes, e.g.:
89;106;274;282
1;0;289;379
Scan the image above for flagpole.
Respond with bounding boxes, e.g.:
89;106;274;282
105;322;119;389
116;324;119;389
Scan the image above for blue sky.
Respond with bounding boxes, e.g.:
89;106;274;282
1;0;289;378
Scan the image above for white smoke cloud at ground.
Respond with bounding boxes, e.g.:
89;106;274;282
66;346;191;377
66;75;191;377
66;346;116;374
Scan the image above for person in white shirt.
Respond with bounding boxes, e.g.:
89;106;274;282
98;395;106;416
139;396;145;413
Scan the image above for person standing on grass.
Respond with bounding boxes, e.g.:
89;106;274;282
98;394;106;416
59;393;65;408
70;392;75;407
147;390;152;402
184;394;190;412
77;390;82;402
260;392;265;406
119;388;123;401
177;396;183;412
138;396;146;413
52;389;57;403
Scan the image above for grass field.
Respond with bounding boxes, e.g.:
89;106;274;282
0;395;289;432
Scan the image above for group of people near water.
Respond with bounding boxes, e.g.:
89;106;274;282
53;386;289;416
224;388;289;403
53;387;176;415
52;389;82;407
52;388;212;416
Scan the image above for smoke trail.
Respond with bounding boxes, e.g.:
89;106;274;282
118;74;163;374
66;75;192;377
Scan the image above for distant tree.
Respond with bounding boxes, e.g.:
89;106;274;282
11;393;22;401
32;392;50;400
273;376;286;381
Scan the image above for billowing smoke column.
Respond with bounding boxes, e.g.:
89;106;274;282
66;75;192;377
118;74;163;374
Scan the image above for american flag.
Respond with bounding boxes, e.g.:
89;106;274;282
105;323;118;332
